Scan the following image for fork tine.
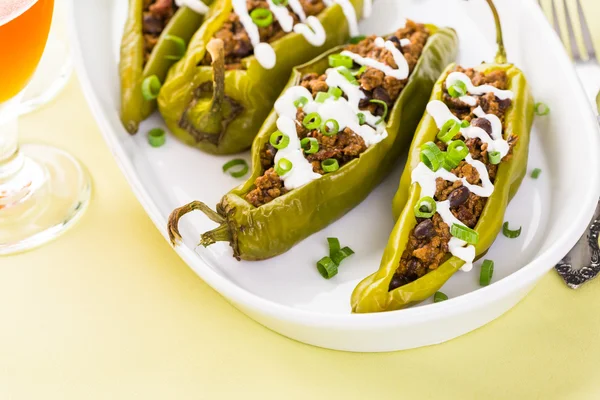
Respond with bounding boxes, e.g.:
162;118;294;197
552;0;573;58
575;0;598;62
563;0;583;61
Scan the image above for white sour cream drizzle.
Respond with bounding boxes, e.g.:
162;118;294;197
341;36;410;80
232;0;360;69
175;0;209;14
446;71;514;107
273;68;388;190
411;79;514;271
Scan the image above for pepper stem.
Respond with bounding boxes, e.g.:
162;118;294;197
484;0;507;64
206;38;225;115
167;200;231;247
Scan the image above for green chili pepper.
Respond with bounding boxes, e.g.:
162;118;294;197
119;1;211;134
157;0;366;155
351;0;535;313
167;25;458;260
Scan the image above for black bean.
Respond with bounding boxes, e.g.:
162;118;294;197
358;88;373;108
471;118;492;135
449;186;470;208
388;273;409;291
142;13;163;34
373;87;392;107
498;98;512;111
414;219;434;239
387;35;403;51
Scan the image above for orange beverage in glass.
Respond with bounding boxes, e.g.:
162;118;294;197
0;0;90;254
0;0;54;102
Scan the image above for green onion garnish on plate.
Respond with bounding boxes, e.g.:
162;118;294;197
534;102;550;116
222;158;249;178
502;221;521;238
349;35;366;44
531;168;542;179
332;246;354;265
317;256;338;279
480;259;494;286
148;128;166;147
434;291;448;302
327;237;341;257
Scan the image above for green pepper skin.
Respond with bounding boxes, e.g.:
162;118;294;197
119;3;209;134
351;63;534;313
168;26;458;260
157;0;366;155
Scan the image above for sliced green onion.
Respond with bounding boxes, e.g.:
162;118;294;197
332;246;355;265
294;96;309;108
349;35;366;44
354;66;367;76
303;112;322;130
328;54;354;69
337;66;358;85
275;158;293;176
141;75;162;101
300;137;319;154
369;99;389;124
321;119;340;136
534;102;550;116
531;168;542;179
502;221;521;238
480;259;494;286
357;113;366;125
163;34;187;61
414;196;436;218
272;0;288;5
450;224;479;245
322;158;339;173
488;151;501;165
447;140;469;161
420;142;445;172
461;120;470;128
148;128;166;147
317;256;338;279
269;130;289;150
442;156;459;171
448;80;468;98
328;86;343;99
250;8;273;27
437;119;460;142
315;92;331;103
434;291;448;303
327;237;341;257
222;158;249;178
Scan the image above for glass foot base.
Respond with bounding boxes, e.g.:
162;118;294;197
0;144;91;255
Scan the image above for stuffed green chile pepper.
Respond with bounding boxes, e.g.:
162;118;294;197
352;0;535;313
157;0;369;155
120;0;212;134
168;22;458;260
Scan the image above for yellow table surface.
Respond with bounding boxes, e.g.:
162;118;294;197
4;1;600;399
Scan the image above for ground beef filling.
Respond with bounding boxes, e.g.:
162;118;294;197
244;22;430;208
389;67;516;292
201;0;326;69
143;0;178;64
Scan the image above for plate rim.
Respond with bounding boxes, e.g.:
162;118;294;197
68;0;600;328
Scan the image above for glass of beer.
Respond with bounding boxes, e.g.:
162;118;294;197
0;0;90;255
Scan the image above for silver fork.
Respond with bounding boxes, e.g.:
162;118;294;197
541;0;600;288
